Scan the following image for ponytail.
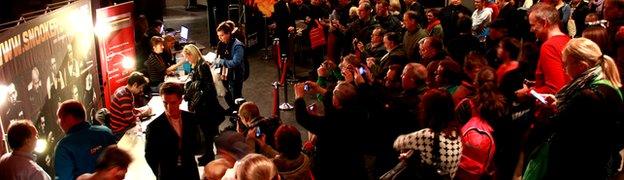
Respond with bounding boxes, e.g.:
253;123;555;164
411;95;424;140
563;38;622;88
599;55;622;88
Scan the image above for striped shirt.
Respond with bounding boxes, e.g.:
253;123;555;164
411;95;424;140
109;86;138;133
146;53;166;86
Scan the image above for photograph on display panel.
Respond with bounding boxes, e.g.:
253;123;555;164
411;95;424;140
0;0;102;175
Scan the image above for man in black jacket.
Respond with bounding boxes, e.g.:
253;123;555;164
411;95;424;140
270;0;296;56
294;81;368;179
368;32;408;82
440;0;472;45
145;82;200;180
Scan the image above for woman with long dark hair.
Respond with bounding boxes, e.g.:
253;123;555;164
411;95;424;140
393;88;462;179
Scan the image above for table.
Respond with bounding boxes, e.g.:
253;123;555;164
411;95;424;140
117;96;189;180
141;96;188;130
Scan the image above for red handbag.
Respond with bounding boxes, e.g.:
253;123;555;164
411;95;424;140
309;20;326;49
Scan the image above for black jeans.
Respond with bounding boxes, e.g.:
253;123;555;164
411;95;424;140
196;110;223;162
222;79;243;111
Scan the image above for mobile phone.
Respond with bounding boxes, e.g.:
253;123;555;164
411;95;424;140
358;67;365;75
307;102;316;111
255;127;262;137
304;84;310;91
530;89;548;104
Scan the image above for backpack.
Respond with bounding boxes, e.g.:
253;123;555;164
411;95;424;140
459;117;496;179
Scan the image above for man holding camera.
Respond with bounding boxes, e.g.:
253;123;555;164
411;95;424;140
236;102;281;151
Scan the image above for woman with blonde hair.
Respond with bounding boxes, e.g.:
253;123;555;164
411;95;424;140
236;154;279;180
181;44;225;166
529;38;624;179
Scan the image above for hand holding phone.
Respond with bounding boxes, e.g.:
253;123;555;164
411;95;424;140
530;89;548;104
255;127;262;138
358;67;366;75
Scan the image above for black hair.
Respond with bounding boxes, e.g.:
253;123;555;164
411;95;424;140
58;100;86;121
127;72;149;86
159;82;184;97
500;38;521;60
420;88;457;133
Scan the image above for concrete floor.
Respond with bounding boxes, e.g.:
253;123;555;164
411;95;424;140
159;5;313;136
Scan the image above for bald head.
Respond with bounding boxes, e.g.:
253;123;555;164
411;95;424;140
402;63;428;90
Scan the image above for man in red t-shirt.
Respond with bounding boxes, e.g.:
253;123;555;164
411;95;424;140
517;3;571;98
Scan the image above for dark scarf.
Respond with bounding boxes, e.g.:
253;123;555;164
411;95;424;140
555;65;602;113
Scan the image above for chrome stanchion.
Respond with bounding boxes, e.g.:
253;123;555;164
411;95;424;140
279;54;293;110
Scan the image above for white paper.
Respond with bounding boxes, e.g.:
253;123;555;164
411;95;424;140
203;52;217;64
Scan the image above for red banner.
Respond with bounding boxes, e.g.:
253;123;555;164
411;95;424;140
95;1;136;110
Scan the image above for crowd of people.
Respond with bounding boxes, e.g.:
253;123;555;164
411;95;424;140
241;0;624;179
3;0;624;179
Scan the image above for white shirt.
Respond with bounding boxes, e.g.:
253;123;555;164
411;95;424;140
0;151;51;180
471;7;493;29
